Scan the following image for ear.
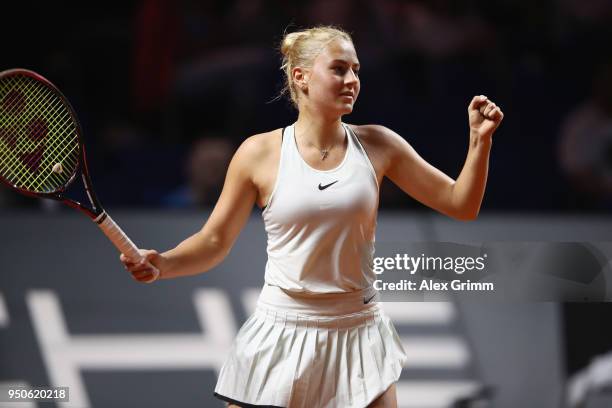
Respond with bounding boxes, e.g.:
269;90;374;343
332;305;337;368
292;67;309;91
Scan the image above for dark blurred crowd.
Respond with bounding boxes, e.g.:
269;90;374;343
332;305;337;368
2;0;612;212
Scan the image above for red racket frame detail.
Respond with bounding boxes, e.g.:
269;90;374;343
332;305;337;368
0;68;102;219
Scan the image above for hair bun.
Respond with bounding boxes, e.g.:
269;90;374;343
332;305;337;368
281;32;303;56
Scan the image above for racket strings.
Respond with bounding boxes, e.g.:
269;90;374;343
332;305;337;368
19;97;76;190
1;77;55;154
3;82;71;185
3;78;75;183
0;76;54;171
0;74;79;193
0;78;44;179
29;136;79;190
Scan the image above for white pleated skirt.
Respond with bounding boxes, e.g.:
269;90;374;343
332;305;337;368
214;284;408;408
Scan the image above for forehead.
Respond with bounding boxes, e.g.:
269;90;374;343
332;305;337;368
317;39;359;65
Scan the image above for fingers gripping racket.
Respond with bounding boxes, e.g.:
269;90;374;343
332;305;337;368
0;68;154;277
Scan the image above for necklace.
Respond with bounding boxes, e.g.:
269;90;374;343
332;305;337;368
314;139;337;161
295;126;339;161
320;148;330;160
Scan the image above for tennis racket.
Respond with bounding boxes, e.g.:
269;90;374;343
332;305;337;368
0;68;157;280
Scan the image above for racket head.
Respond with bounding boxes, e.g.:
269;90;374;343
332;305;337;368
0;68;83;197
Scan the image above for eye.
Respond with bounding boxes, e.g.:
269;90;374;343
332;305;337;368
332;66;346;75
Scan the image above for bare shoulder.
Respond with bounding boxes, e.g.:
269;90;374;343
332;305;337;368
346;124;405;151
345;124;406;179
346;123;407;163
231;129;282;207
236;129;282;159
231;128;283;171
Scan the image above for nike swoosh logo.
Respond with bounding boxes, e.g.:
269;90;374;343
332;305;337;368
364;294;376;304
318;180;339;190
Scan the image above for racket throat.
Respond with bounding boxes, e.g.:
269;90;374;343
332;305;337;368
93;211;108;224
82;173;102;213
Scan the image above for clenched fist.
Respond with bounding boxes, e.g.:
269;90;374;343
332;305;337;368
468;95;504;140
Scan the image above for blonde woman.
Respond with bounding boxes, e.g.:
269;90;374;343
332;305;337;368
121;26;503;408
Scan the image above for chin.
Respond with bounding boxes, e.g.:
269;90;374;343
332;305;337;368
338;103;355;115
321;101;354;117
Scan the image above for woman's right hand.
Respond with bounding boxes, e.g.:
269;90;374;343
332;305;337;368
120;249;163;283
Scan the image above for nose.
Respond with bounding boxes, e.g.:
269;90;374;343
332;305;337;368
345;68;359;86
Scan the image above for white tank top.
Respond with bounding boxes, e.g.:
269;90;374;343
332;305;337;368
262;123;379;293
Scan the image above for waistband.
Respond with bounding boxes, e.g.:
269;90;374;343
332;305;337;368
256;283;379;317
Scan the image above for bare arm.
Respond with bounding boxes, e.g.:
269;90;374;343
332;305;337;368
378;95;503;220
121;136;263;281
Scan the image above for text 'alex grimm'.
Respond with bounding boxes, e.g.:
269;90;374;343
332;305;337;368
374;279;495;292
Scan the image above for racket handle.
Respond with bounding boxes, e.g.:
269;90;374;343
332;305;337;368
95;212;144;262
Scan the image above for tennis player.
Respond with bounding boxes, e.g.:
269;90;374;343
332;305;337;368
121;26;503;408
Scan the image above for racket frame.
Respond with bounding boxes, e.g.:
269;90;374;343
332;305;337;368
0;69;152;274
0;68;103;219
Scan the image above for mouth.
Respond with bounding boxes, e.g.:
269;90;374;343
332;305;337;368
340;92;354;99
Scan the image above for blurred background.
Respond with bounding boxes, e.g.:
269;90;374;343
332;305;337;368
1;0;612;407
2;0;612;211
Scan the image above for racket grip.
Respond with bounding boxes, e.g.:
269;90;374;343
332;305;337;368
95;212;144;262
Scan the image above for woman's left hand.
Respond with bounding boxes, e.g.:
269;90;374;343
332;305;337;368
468;95;504;140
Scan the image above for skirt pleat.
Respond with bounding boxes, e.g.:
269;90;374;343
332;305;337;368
285;322;308;401
214;286;407;408
254;314;287;402
343;328;354;405
243;315;277;397
292;324;316;408
314;328;333;407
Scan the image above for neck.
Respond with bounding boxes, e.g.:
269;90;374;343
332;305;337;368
294;106;344;149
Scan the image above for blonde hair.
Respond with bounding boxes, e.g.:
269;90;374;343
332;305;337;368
279;26;353;107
